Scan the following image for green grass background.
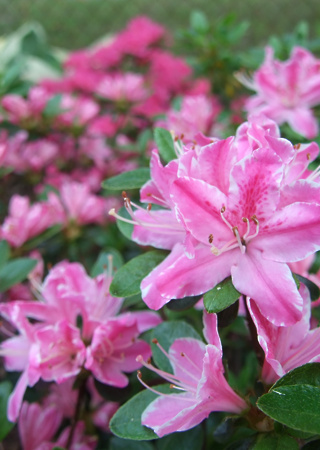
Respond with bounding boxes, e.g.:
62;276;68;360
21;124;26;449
1;0;320;49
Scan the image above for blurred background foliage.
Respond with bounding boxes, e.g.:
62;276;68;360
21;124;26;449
1;0;320;50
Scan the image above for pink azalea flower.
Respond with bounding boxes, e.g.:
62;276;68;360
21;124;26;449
85;314;152;387
241;46;320;138
0;261;160;421
54;421;97;450
137;312;247;437
18;402;63;450
120;120;320;325
47;181;109;227
96;73;148;103
248;284;320;384
156;94;221;142
1;195;59;247
3;131;59;172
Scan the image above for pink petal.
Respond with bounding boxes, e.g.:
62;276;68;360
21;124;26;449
171;177;228;246
141;244;238;310
231;246;303;326
256;203;320;262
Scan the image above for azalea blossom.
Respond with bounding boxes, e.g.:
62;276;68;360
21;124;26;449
248;284;320;384
113;118;320;325
0;261;160;421
137;312;247;437
239;46;320;138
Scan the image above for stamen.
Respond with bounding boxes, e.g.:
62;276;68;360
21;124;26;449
250;215;260;239
242;217;250;240
208;234;213;244
137;371;194;401
233;227;246;254
151;339;199;382
220;206;233;231
307;164;320;182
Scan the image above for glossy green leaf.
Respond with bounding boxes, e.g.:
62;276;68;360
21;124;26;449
90;249;124;277
271;363;320;390
109;251;167;297
257;385;320;434
0;258;37;292
102;168;150;191
110;437;153;450
0;381;14;441
156;426;203;450
115;206;133;240
154;128;176;163
203;277;240;313
166;295;202;311
110;385;171;440
151;320;202;373
0;240;10;268
253;433;298;450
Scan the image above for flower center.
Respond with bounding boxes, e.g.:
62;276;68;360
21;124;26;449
209;207;259;256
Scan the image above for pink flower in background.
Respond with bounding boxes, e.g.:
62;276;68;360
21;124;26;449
248;284;320;384
0;261;160;421
138;312;246;437
18;402;62;450
1;195;58;247
156;94;221;141
241;46;320;138
96;73;148;103
47;181;109;226
85;314;152;387
2;131;59;172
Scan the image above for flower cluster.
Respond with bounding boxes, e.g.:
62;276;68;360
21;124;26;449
0;261;160;422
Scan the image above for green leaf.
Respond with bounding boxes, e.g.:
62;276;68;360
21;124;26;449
90;249;124;277
0;241;10;268
0;258;37;292
43;94;63;117
0;381;14;440
109;251;167;298
257;384;320;434
156;426;203;450
115;206;133;240
151;320;202;373
203;277;240;313
110;437;153;450
271;363;320;390
110;385;171;440
22;224;62;252
102;168;150;191
294;274;320;301
190;11;210;33
154;128;176;164
253;433;299;450
166;295;202;311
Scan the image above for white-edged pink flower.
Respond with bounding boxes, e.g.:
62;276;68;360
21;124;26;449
248;284;320;384
137;312;247;437
240;46;320;138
